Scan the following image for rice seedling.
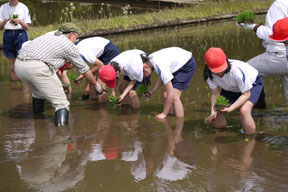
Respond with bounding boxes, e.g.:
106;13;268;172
236;10;255;24
214;95;230;112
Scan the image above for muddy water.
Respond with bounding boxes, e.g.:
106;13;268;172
1;18;288;192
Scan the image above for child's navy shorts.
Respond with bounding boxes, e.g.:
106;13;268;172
221;74;264;105
123;76;142;90
99;42;119;65
172;56;196;90
3;29;28;58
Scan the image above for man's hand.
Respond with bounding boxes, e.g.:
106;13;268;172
238;23;257;30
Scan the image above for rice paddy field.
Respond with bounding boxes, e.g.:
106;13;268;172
0;13;288;192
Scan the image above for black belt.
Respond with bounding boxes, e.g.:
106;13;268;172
5;29;24;31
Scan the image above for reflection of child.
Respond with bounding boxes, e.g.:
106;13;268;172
204;47;265;134
143;47;196;119
108;49;149;108
0;0;31;81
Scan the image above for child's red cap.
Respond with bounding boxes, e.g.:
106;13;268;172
99;65;116;88
205;47;228;73
269;17;288;42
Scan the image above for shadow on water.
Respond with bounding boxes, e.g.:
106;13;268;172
1;16;288;191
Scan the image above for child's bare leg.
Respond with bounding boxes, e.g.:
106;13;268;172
128;90;140;108
98;91;107;102
162;89;174;115
172;88;184;117
84;80;90;96
9;58;18;81
239;101;256;134
214;112;227;129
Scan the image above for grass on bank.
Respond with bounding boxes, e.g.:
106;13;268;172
2;0;274;40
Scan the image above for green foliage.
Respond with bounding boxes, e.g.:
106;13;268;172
135;84;148;97
67;71;77;81
215;96;229;106
236;10;255;23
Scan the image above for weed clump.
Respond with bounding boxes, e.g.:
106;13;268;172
236;10;255;24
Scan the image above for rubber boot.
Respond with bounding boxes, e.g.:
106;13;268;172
55;108;69;126
33;97;45;113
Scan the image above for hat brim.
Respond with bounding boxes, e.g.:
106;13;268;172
105;79;117;88
268;35;288;42
209;60;228;73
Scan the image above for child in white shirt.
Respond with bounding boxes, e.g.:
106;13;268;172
204;47;265;134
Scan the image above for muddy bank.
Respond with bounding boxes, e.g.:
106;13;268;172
0;8;267;48
80;9;267;39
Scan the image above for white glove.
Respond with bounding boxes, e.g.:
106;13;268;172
95;83;104;95
238;23;257;30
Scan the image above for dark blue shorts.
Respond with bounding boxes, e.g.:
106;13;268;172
3;30;28;58
172;56;196;90
99;42;119;65
123;76;144;90
221;74;264;105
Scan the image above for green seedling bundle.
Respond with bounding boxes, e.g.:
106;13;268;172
106;96;120;109
214;95;230;112
236;10;255;24
135;84;148;97
67;71;77;81
10;14;18;25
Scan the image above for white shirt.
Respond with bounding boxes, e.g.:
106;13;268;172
77;37;110;64
256;0;288;53
207;59;258;93
0;2;31;30
110;49;145;82
149;47;192;85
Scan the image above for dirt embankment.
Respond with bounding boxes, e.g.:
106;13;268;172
80;9;267;39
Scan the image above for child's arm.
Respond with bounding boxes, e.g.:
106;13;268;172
221;90;250;113
13;18;29;30
118;80;136;102
156;81;174;120
0;18;9;30
91;59;104;73
147;77;163;96
206;88;220;123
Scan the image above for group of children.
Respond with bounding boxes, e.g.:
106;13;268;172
2;1;288;135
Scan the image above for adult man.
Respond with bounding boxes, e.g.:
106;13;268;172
239;0;288;103
15;23;102;126
0;0;31;81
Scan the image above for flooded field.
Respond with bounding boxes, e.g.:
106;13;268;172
0;17;288;191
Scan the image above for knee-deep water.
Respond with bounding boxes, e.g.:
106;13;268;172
0;18;288;192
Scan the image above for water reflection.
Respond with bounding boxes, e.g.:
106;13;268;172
155;118;196;181
208;133;257;191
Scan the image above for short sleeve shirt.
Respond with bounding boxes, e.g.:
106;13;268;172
110;49;145;82
77;37;110;64
207;59;258;93
149;47;192;85
0;2;31;30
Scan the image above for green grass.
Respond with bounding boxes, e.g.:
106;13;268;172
0;0;273;41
